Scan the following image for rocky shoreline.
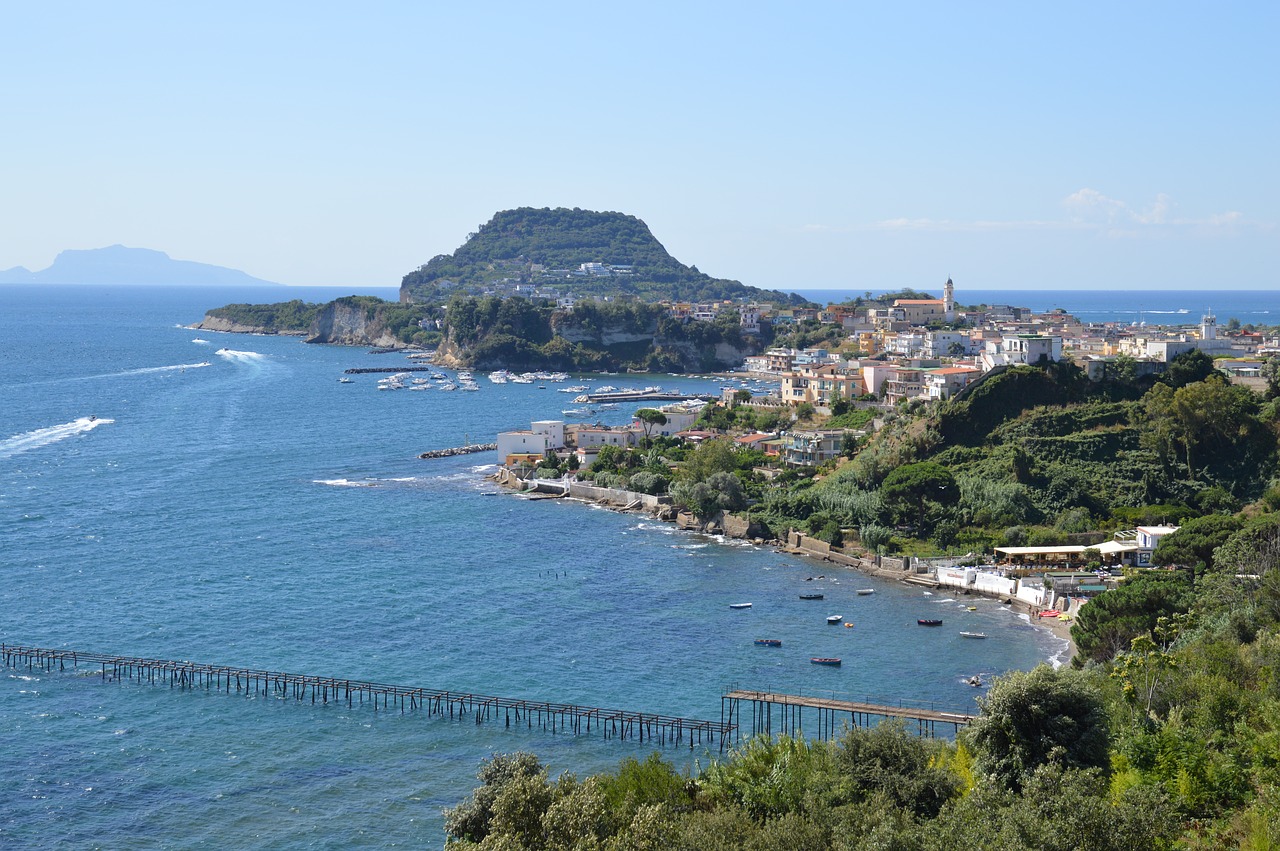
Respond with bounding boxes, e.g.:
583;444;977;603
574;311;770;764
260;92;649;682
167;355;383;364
420;443;497;460
494;470;1076;663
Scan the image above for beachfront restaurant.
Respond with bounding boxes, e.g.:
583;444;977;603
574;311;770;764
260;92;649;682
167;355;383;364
994;539;1142;569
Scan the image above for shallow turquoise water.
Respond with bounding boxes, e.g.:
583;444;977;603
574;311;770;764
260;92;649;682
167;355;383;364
0;284;1061;848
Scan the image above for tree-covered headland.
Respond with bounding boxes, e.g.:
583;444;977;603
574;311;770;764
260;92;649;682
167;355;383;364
400;207;807;306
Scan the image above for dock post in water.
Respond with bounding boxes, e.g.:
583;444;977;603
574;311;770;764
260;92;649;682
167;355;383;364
0;644;734;750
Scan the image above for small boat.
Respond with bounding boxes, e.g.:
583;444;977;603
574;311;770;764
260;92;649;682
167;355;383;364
338;377;353;383
959;631;987;639
965;606;977;611
811;658;842;666
856;589;875;596
826;615;843;624
843;622;854;628
753;639;782;647
729;603;752;610
798;593;824;600
1038;610;1061;618
917;619;943;626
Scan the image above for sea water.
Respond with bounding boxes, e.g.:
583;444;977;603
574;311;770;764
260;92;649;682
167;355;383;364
795;287;1279;326
0;284;1061;849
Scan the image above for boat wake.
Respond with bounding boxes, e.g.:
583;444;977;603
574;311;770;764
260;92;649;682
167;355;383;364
0;417;113;460
116;362;213;377
214;348;268;363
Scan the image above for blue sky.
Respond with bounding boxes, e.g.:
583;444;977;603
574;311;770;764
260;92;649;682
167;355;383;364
2;2;1275;291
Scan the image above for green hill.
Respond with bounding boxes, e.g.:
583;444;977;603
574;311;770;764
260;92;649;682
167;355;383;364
399;207;806;305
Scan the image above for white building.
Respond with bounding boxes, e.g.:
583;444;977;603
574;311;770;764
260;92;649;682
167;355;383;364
496;420;566;465
633;404;700;437
980;335;1063;372
924;330;972;358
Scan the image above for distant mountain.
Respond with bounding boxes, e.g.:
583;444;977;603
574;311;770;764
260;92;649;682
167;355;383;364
400;207;808;306
0;245;281;286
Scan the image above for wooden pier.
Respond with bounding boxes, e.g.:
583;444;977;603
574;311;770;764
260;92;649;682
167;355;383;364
722;689;976;741
0;645;733;750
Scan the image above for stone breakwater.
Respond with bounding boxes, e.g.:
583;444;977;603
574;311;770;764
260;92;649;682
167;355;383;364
419;443;497;459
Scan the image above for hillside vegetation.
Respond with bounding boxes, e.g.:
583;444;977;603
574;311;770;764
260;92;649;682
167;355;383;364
201;299;323;332
454;355;1280;850
439;295;755;372
400;207;806;305
732;353;1280;557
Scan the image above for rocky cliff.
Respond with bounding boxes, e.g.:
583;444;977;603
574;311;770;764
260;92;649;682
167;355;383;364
305;300;404;348
193;314;307;335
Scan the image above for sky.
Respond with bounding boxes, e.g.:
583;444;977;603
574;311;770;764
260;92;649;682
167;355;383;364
2;3;1276;291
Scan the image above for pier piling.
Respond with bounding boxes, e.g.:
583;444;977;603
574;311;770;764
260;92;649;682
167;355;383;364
1;645;733;750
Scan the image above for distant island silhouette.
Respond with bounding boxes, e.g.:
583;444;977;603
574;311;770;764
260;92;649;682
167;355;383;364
0;245;281;286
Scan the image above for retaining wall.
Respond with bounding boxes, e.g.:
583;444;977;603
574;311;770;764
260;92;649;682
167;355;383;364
974;573;1018;597
566;482;669;509
1017;584;1048;607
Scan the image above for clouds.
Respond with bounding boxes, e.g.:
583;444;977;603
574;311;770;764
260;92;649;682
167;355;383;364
797;190;1259;237
1063;188;1132;224
869;218;1083;232
1062;188;1249;234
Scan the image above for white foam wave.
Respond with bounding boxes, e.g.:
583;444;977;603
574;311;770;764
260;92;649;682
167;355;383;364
632;522;676;534
0;417;113;460
315;476;435;488
1047;639;1070;669
707;534;754;548
470;464;498;473
313;478;378;488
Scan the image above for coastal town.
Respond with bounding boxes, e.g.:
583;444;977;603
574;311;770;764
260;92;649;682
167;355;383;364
489;281;1280;646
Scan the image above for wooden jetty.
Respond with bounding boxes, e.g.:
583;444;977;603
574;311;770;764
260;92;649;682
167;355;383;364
722;689;976;740
0;645;732;749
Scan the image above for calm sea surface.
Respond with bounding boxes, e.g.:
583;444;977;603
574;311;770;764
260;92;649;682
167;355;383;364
1;284;1061;849
797;287;1280;325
